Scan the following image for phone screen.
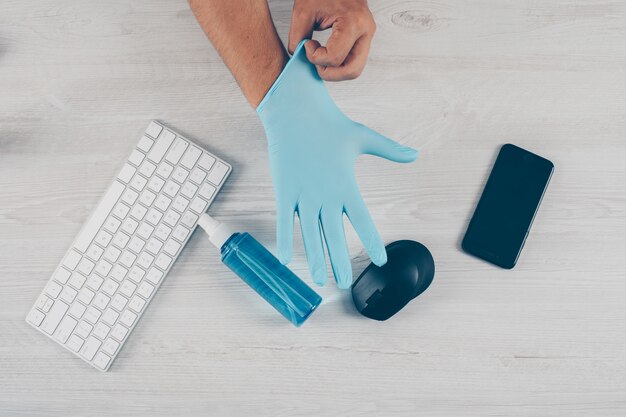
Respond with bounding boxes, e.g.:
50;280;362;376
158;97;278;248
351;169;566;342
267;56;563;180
462;144;553;268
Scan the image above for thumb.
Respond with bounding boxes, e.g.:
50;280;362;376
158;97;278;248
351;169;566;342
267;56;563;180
288;8;315;54
359;125;419;163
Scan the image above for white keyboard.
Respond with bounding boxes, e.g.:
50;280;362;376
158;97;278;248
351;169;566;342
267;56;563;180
26;121;231;371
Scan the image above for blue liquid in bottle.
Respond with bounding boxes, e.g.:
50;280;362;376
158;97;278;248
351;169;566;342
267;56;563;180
199;214;322;326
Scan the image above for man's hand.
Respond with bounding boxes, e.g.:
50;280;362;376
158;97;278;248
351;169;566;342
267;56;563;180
288;0;376;81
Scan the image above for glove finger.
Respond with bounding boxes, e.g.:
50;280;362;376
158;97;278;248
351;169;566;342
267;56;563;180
359;125;418;163
298;204;328;286
344;192;387;266
320;208;353;289
276;200;295;264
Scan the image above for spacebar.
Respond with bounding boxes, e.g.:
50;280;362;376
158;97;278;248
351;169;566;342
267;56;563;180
74;180;125;252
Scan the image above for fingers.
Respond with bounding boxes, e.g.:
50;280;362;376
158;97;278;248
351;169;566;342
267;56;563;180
276;200;295;264
359;125;419;163
305;18;361;68
298;204;328;286
321;208;352;289
345;193;387;266
312;36;372;81
288;7;314;54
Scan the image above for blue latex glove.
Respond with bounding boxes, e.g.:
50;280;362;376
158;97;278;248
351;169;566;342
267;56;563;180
256;40;418;289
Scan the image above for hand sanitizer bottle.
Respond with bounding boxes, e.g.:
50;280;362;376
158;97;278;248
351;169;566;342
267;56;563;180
198;213;322;327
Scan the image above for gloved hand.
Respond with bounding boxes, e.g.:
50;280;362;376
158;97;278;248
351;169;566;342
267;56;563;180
256;40;418;289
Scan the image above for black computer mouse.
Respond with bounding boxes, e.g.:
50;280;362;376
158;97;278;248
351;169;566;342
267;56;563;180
351;240;434;321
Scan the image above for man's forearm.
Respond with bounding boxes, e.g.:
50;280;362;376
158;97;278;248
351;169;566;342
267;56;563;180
189;0;288;107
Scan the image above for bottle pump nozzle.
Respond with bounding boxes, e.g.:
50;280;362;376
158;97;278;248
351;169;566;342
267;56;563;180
198;213;234;249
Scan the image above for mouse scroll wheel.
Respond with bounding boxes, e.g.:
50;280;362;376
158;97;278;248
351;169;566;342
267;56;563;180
365;290;384;306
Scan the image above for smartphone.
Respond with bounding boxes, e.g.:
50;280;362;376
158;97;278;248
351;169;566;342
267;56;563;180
462;144;554;268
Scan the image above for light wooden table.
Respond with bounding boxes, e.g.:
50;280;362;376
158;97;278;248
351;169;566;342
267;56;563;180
1;1;625;416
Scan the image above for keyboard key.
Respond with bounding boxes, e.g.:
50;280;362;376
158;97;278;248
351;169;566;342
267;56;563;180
104;246;122;263
128;296;146;313
154;224;172;241
156;162;174;179
45;281;62;298
146;208;163;226
154;194;171;211
155;254;173;270
207;161;229;185
163;180;180;198
27;309;45;326
86;244;104;262
180;145;202;169
145;238;163;255
181;212;198;228
59;286;78;303
69;273;87;290
198;183;216;200
110;264;128;282
172;166;189;183
120;280;137;297
180;183;198;199
104;216;121;234
93;322;111;340
119;251;136;268
84;307;101;324
163;210;180;227
130;204;148;221
101;279;119;297
165;137;189;165
81;336;102;361
122;218;139;235
41;301;69;335
63;250;82;270
137;135;154;152
163;240;181;256
102;308;120;326
118;163;136;183
111;324;129;341
86;275;103;291
102;338;120;356
145;122;163;138
94;292;111;309
139;190;157;207
128;266;145;283
113;232;131;249
77;258;95;276
137;222;154;240
130;174;148;192
35;294;53;312
93;352;112;370
146;268;163;284
189;167;207;184
68;302;87;319
136;252;154;269
137;282;155;299
121;189;139;205
148;176;165;193
78;288;96;305
95;230;113;247
95;260;113;276
74;181;125;252
120;310;138;327
128;236;146;254
128;149;145;166
111;294;128;311
148;129;175;163
67;334;85;352
54;316;77;344
139;160;157;177
172;225;190;242
189;197;209;214
53;267;72;284
75;320;93;338
113;202;130;219
198;153;215;171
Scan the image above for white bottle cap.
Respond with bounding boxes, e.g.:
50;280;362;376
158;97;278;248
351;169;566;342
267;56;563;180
197;213;234;249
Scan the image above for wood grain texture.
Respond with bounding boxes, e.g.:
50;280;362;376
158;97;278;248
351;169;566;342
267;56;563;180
1;0;626;416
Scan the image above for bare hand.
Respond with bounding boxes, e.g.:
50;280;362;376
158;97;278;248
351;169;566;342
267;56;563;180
288;0;376;81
